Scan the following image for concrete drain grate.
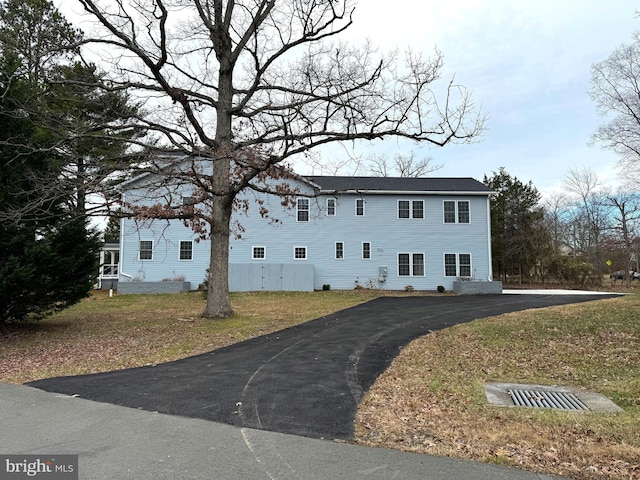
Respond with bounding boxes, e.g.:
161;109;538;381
485;383;623;413
508;388;589;411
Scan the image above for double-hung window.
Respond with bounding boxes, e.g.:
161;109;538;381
179;240;193;260
327;198;336;216
444;253;472;277
362;242;371;259
443;200;470;224
398;200;410;219
335;242;344;259
398;200;424;219
297;198;310;222
139;240;153;260
398;253;425;277
355;198;365;216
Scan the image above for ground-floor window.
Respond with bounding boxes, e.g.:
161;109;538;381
362;242;371;259
139;240;153;260
252;246;266;260
335;242;344;259
444;253;472;277
294;246;307;260
398;253;425;276
179;240;193;260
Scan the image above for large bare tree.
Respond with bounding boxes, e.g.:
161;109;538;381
75;0;485;318
591;32;640;176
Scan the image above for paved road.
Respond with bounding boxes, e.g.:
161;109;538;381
0;383;566;480
28;293;617;441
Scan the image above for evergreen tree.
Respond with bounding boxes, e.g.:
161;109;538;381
484;168;547;282
0;0;128;325
0;55;101;325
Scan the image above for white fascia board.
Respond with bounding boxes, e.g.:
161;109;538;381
318;189;493;196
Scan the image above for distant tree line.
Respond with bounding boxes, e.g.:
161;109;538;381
484;167;640;286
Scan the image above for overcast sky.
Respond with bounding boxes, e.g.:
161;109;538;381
338;1;639;196
58;1;639;198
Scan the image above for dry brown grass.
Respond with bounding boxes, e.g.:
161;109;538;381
355;295;640;480
3;288;639;479
0;289;385;384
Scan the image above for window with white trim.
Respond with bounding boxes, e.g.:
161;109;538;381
252;246;266;260
139;240;153;260
294;246;307;260
443;200;470;223
444;253;472;277
362;242;371;259
459;253;472;276
398;200;424;219
355;198;365;216
327;198;336;216
179;240;193;260
398;253;425;277
458;201;470;223
444;253;457;276
297;198;310;222
335;242;344;259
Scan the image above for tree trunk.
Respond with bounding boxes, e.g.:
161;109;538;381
203;183;234;319
203;37;235;319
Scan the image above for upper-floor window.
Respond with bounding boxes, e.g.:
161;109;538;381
297;198;309;222
355;198;365;216
179;240;193;261
443;200;470;224
252;246;266;260
139;240;153;261
327;198;336;216
398;200;424;219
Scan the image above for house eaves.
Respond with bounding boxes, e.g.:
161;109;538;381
307;176;494;195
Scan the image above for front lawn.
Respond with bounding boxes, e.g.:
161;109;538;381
2;289;637;479
356;294;640;480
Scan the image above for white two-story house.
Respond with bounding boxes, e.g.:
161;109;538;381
116;173;496;293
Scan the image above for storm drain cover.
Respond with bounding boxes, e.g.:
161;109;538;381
484;383;623;413
508;388;589;411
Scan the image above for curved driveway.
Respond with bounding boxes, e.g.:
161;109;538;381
29;293;617;441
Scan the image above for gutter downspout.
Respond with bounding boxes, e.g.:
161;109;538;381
118;190;134;282
486;195;494;281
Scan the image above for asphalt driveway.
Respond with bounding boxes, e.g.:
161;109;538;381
29;293;618;441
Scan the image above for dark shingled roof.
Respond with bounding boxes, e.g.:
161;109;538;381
306;176;492;194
